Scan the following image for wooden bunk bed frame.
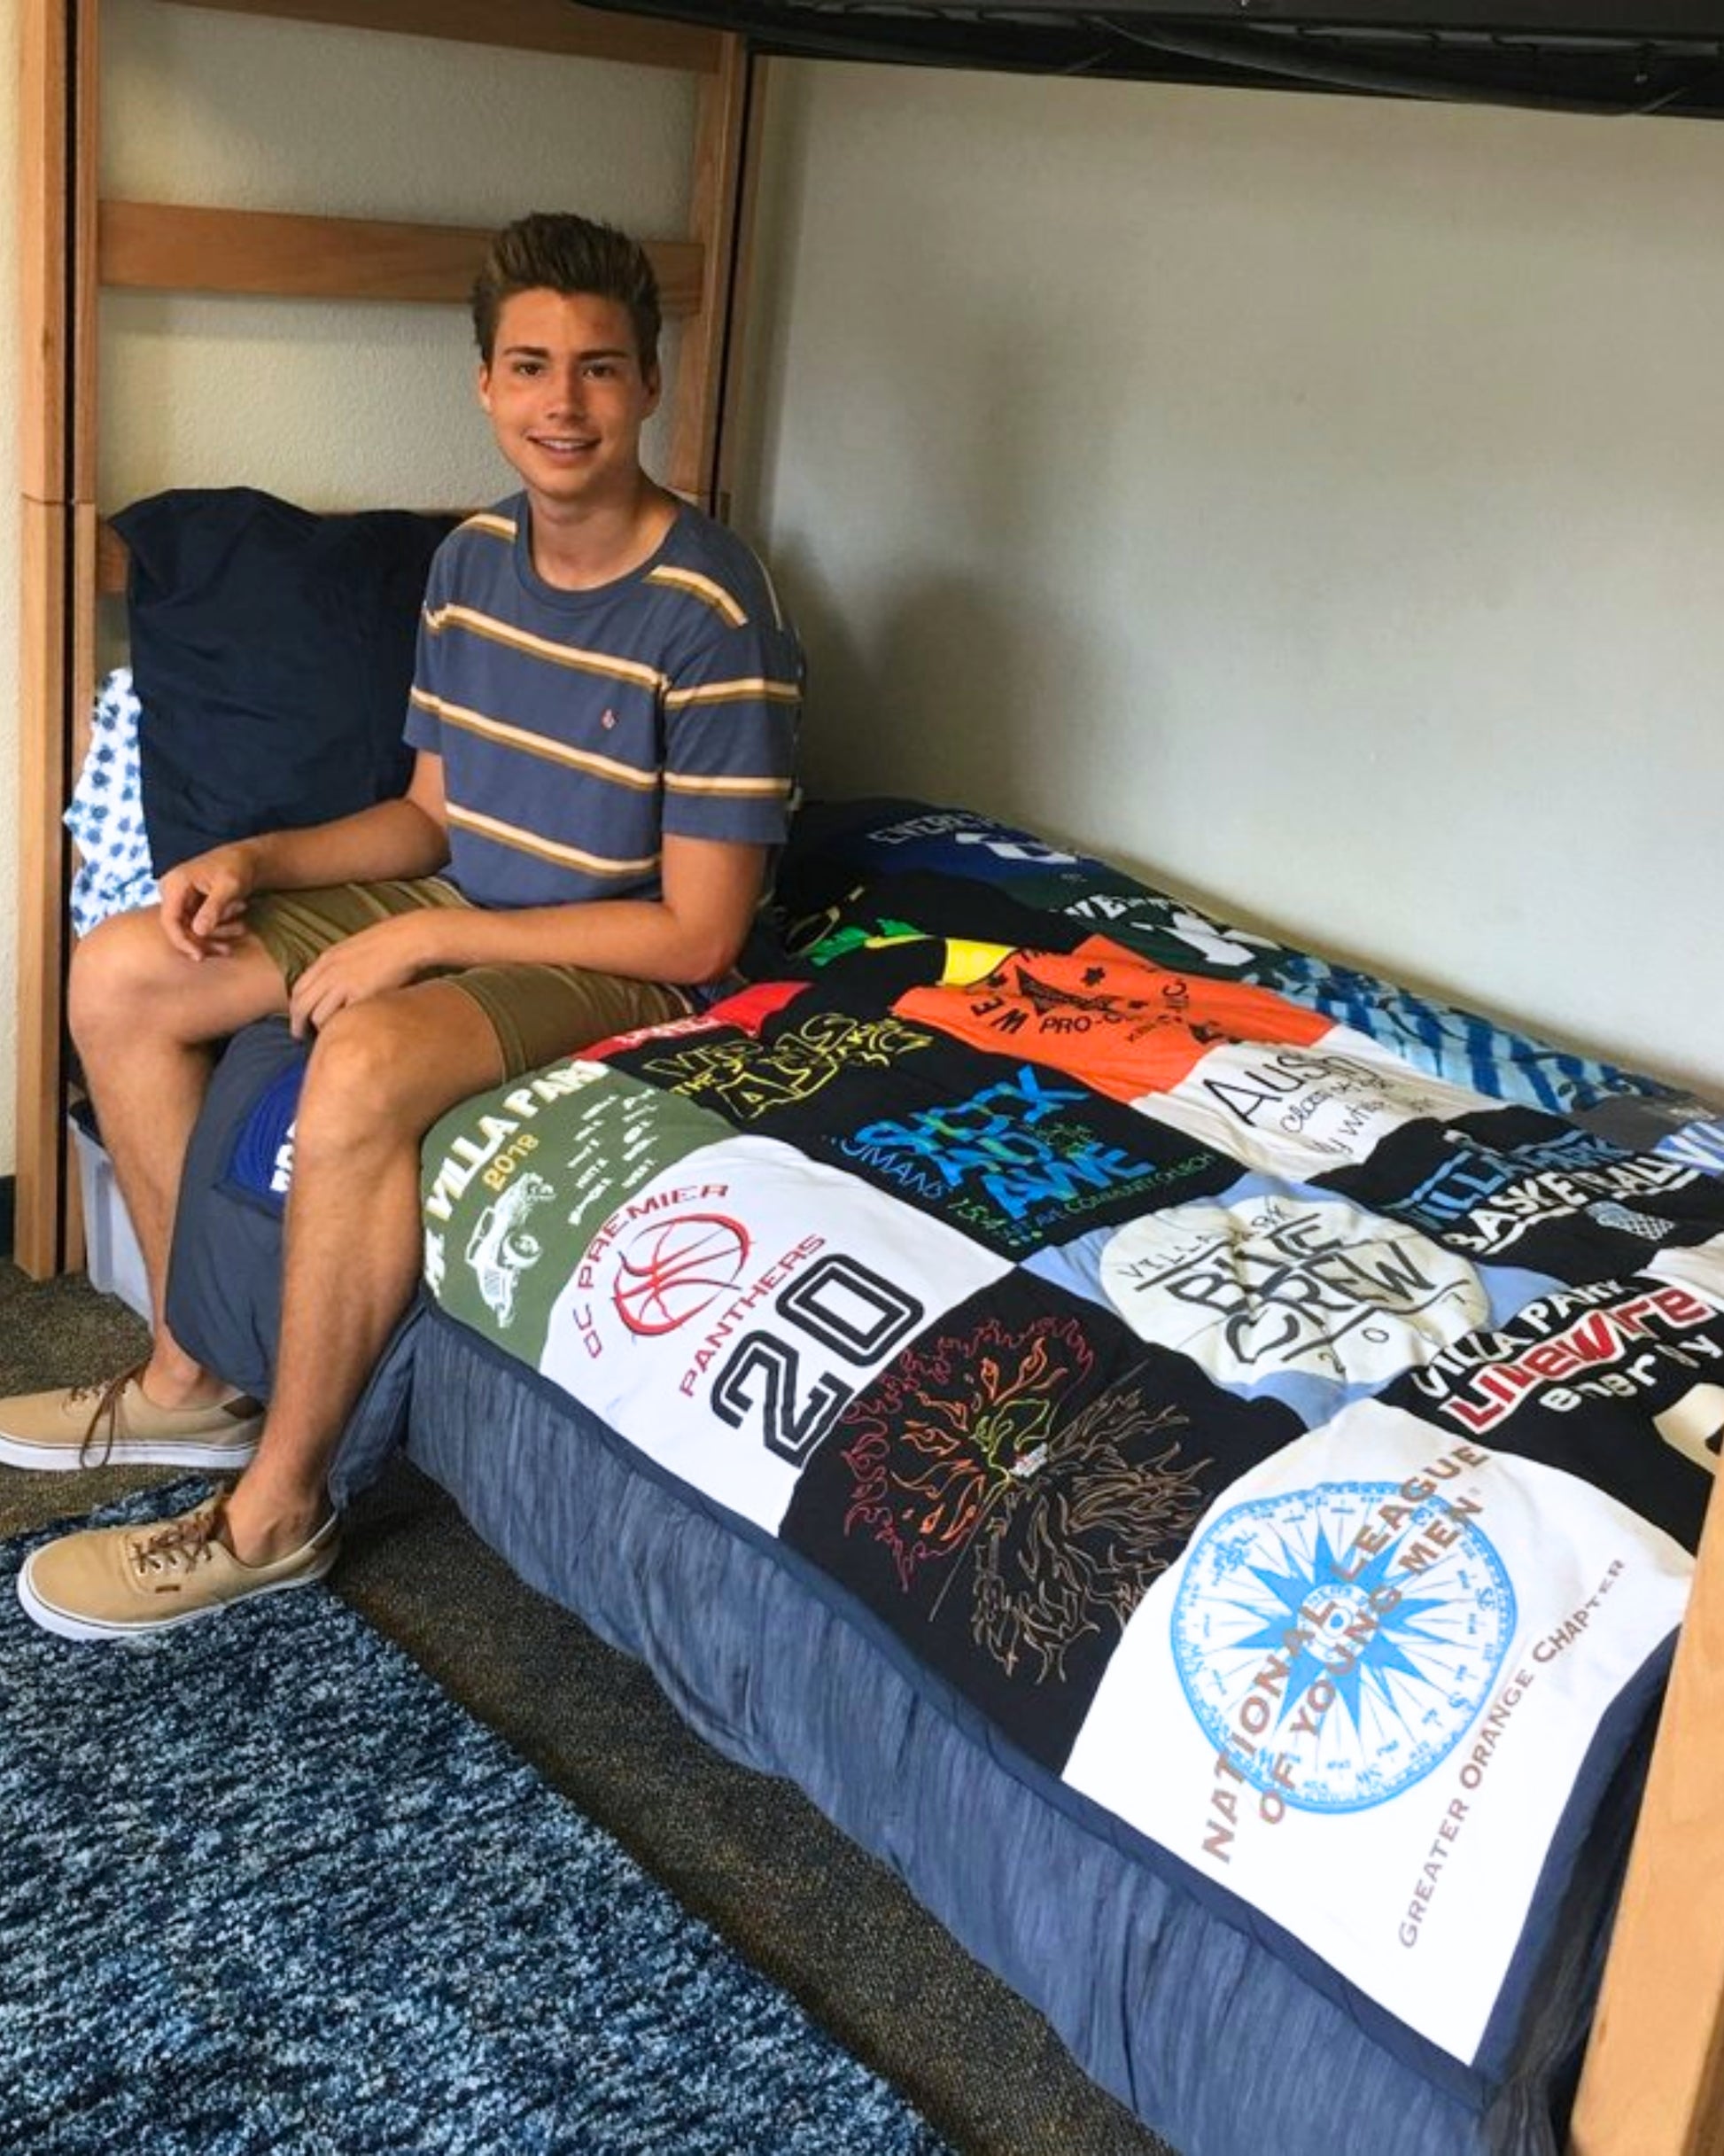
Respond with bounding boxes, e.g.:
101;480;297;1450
12;4;1723;2150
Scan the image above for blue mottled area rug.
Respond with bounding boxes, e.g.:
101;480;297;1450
0;1484;951;2156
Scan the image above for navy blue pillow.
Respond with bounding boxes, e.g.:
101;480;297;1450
113;487;457;875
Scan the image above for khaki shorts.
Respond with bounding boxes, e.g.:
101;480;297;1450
246;878;693;1079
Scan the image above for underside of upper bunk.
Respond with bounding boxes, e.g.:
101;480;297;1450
580;0;1724;120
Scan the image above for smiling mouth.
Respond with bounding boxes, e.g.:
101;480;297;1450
532;435;598;455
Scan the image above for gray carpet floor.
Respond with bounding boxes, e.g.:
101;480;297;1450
0;1259;1175;2156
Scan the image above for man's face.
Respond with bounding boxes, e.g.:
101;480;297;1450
478;288;660;513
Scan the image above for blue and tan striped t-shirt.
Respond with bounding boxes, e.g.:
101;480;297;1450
404;495;803;909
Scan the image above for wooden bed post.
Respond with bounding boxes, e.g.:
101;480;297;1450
1570;1452;1724;2155
667;31;759;516
711;49;770;525
16;0;98;1278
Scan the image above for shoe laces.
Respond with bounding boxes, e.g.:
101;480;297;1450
74;1361;151;1468
127;1503;223;1582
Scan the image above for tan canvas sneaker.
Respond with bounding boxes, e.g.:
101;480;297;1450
0;1365;264;1473
16;1494;340;1642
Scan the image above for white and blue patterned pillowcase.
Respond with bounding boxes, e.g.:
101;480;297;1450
65;666;159;935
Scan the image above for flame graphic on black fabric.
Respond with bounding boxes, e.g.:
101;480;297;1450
973;1390;1208;1681
843;1319;1089;1590
842;1319;1209;1682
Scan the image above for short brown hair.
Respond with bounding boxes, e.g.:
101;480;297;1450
470;213;661;375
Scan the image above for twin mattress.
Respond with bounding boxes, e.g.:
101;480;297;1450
167;796;1724;2156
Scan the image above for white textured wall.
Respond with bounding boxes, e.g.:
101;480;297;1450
97;0;695;507
743;64;1724;1104
0;0;698;1175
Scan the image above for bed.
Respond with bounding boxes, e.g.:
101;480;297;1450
15;4;1724;2153
148;773;1722;2156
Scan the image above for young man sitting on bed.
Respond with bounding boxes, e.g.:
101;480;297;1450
3;212;804;1641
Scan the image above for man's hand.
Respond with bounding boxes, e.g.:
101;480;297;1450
158;842;261;961
288;913;444;1038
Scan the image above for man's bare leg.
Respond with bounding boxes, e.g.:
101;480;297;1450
216;981;504;1565
68;910;291;1406
10;976;508;1635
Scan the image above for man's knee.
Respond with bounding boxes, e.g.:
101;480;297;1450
68;910;170;1047
295;1002;445;1154
71;908;286;1060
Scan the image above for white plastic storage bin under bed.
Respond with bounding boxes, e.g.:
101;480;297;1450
68;1101;151;1322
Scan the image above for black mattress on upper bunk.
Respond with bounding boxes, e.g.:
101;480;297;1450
573;0;1724;120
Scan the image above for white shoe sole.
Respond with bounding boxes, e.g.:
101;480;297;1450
0;1425;264;1473
15;1537;339;1643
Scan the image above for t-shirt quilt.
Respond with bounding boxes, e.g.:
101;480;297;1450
410;798;1724;2105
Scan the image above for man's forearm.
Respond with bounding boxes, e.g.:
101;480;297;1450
412;894;743;988
247;799;450;893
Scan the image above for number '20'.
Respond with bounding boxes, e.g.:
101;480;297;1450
711;1254;923;1464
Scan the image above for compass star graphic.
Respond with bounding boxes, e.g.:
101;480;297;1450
1171;1482;1516;1813
1230;1523;1451;1732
